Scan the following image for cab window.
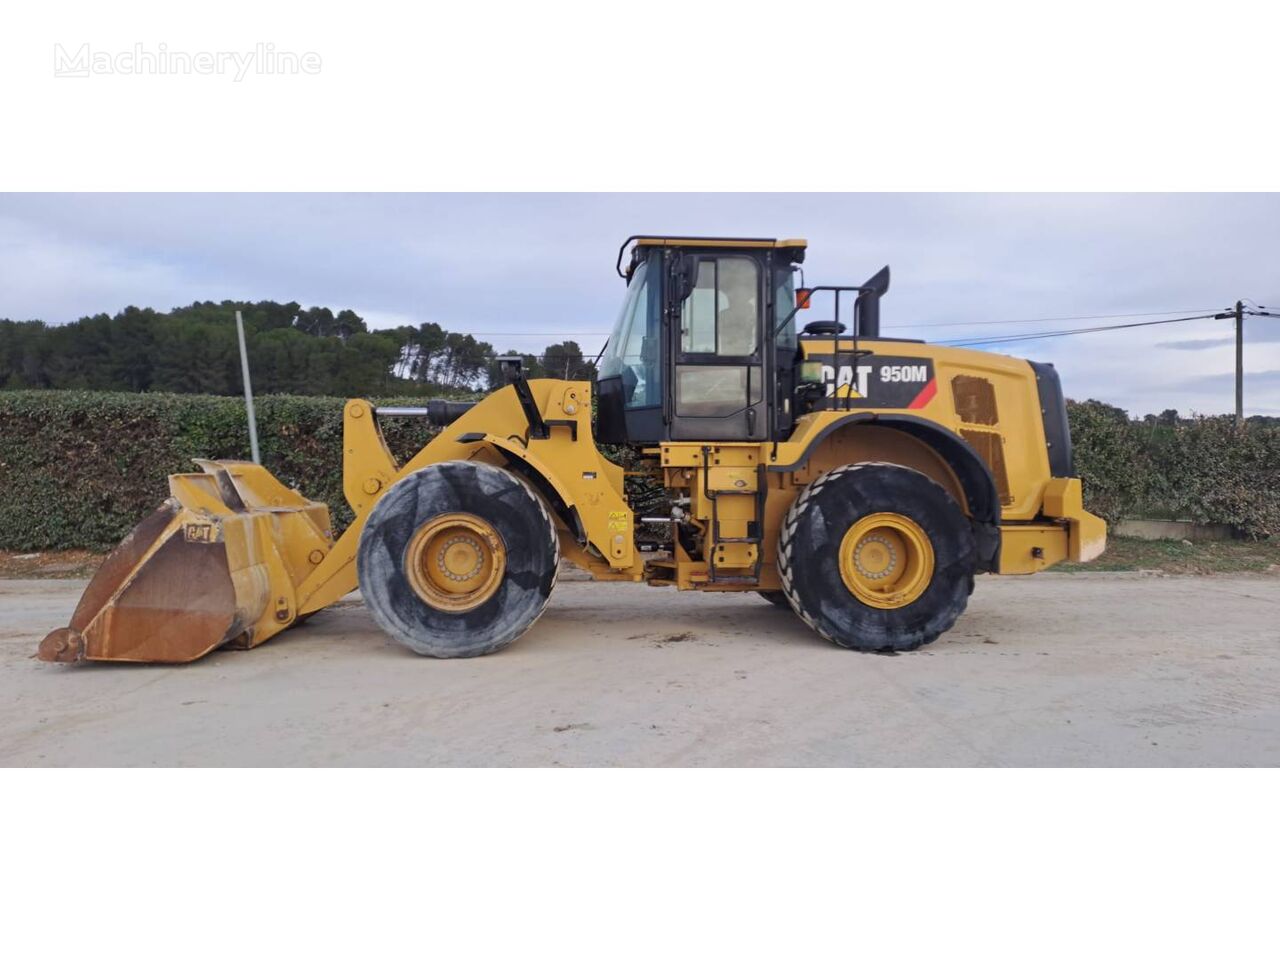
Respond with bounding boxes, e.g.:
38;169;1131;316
774;268;798;351
599;257;660;409
680;257;759;357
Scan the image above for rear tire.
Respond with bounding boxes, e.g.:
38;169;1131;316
778;462;976;652
357;461;559;658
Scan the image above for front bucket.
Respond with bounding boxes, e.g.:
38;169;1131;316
38;461;333;664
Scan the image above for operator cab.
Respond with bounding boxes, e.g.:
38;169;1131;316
597;236;806;444
596;235;889;445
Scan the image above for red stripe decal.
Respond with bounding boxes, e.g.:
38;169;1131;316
907;377;937;409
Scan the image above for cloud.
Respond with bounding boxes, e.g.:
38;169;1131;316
1158;323;1280;351
0;215;195;321
1;193;1278;415
1184;369;1280;388
1157;336;1234;351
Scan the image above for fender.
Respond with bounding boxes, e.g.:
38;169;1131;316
298;419;636;616
772;412;1002;570
462;432;591;549
460;430;645;570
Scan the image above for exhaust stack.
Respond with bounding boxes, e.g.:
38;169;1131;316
854;265;891;338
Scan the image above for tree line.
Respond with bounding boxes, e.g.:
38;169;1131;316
0;300;596;397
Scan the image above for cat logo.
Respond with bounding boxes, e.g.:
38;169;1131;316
822;363;872;398
809;355;937;409
183;522;219;544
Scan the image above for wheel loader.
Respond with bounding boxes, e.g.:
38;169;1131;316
38;235;1106;664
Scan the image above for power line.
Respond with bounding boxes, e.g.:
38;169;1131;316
425;310;1215;339
941;312;1226;347
433;332;608;338
888;308;1220;330
400;307;1276;350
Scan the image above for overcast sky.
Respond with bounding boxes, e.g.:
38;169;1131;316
1;193;1277;416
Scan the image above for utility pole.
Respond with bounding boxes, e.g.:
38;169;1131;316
235;310;261;464
1213;300;1280;423
1235;300;1244;427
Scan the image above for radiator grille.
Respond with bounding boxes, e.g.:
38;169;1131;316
960;428;1013;506
952;375;999;425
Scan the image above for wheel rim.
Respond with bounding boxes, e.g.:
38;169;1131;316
838;512;935;609
405;513;506;612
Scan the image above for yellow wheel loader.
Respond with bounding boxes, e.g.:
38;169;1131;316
38;236;1106;664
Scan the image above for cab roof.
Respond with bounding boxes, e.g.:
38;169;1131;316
618;235;807;277
633;236;807;250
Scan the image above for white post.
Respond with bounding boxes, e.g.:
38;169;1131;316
235;310;261;464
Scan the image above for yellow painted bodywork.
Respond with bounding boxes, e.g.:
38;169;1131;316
1044;477;1108;563
786;339;1106;575
96;380;640;658
47;339;1104;662
643;342;1105;587
46;458;337;662
295;381;645;623
233;344;1100;634
792;340;1051;518
286;342;1100;601
170;461;334;649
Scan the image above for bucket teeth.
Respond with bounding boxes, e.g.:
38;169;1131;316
37;627;85;663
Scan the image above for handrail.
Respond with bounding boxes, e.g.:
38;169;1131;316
771;284;869;339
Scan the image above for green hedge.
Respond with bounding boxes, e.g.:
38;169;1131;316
3;391;1278;551
1066;400;1150;525
1067;400;1280;538
0;391;441;551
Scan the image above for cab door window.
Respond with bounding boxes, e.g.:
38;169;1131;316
680;257;760;357
675;255;763;423
675;365;763;417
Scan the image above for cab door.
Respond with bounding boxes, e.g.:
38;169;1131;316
668;253;767;441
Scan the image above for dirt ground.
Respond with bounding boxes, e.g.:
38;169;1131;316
3;571;1280;766
0;550;103;579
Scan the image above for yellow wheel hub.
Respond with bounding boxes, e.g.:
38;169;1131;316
405;513;506;612
838;512;935;609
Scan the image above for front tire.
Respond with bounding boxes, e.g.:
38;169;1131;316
778;462;976;652
357;460;560;658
